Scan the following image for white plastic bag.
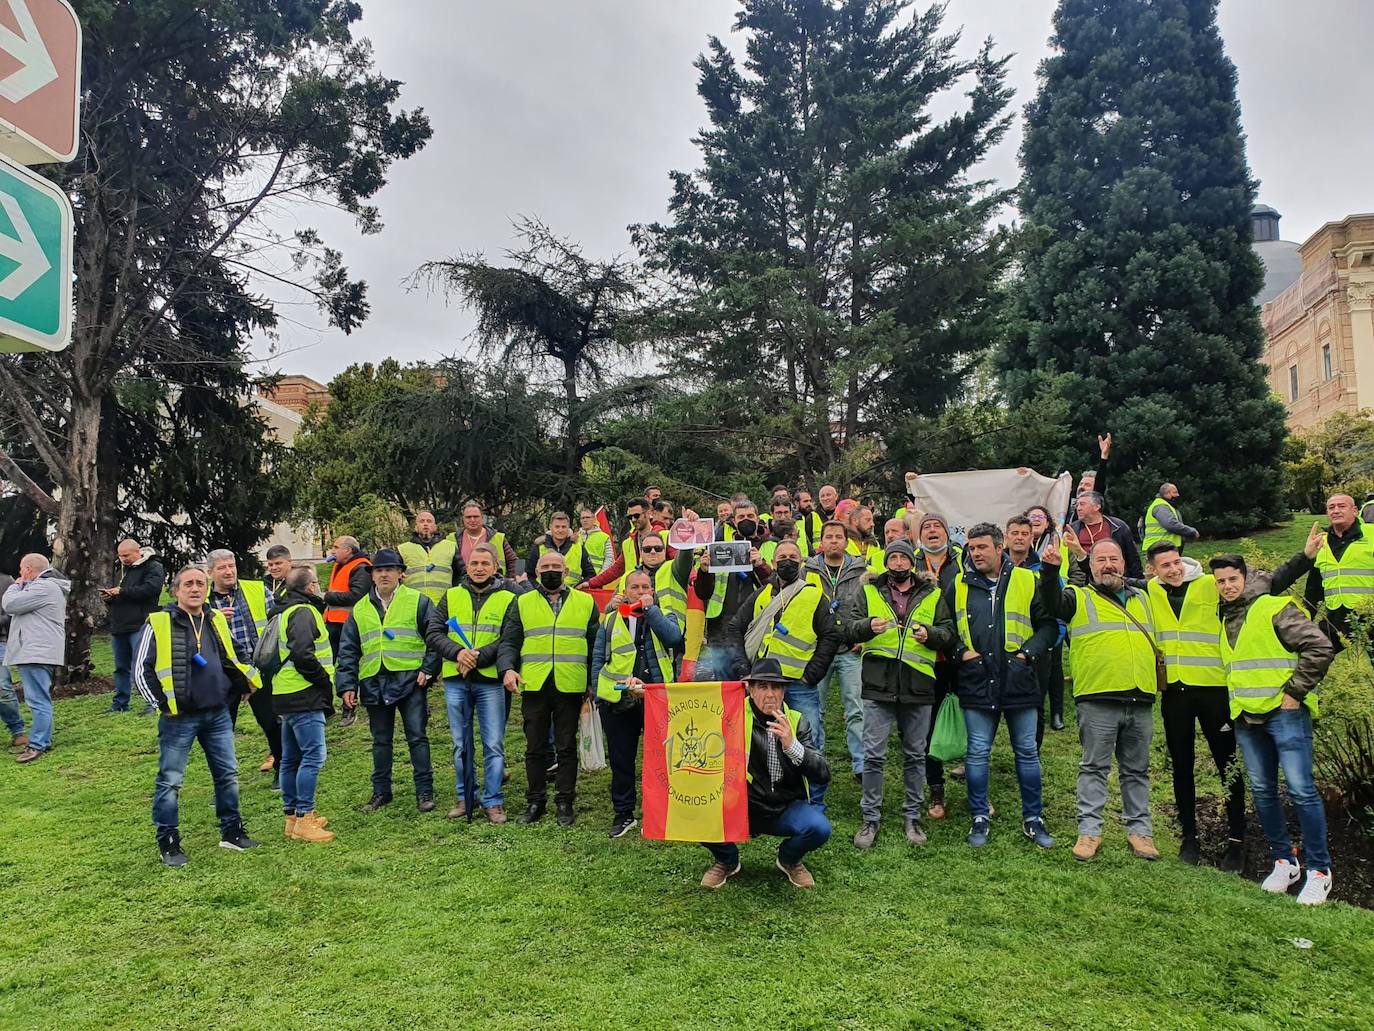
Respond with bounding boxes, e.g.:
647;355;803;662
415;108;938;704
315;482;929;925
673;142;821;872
578;699;607;772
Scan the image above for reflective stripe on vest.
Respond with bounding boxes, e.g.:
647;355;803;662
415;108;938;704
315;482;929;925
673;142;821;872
276;604;335;695
1219;594;1317;719
324;556;371;623
1145;576;1224;686
953;566;1036;652
1141;497;1182;551
147;609;262;716
1066;585;1158;697
539;538;586;586
581;530;611;574
239;580;269;637
595;610;675;702
750;583;824;681
1313;524;1374;610
442;584;517;679
398;539;457;602
860;583;938;677
352;585;425;678
516;589;596;693
618;562;687;627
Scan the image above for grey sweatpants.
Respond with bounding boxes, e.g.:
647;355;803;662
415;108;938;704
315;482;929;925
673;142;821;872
860;699;932;823
1075;699;1154;837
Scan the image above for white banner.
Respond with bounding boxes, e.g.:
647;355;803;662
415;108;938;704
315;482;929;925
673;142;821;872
906;468;1073;545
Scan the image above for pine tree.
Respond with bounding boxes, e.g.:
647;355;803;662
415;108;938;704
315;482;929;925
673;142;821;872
1002;0;1287;533
636;0;1014;482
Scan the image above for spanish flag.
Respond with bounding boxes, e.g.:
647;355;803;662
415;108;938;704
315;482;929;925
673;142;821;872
642;681;750;843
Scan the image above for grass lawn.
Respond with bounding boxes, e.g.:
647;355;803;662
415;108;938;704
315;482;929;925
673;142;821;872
3;515;1371;1029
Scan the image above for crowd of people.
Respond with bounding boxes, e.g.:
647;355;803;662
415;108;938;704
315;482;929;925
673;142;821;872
3;450;1372;907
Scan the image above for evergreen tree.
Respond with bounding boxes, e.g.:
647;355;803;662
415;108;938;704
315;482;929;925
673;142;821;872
1002;0;1287;533
636;0;1015;481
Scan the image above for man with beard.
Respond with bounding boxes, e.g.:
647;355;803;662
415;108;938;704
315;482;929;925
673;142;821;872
1041;540;1161;863
399;510;458;603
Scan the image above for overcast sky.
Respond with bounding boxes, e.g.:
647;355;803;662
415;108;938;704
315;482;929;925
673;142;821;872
254;0;1374;384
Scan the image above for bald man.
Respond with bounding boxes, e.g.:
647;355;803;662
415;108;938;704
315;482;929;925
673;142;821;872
1288;494;1374;662
100;538;165;714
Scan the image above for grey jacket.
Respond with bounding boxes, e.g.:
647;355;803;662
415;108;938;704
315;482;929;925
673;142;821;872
1218;572;1333;703
3;569;70;666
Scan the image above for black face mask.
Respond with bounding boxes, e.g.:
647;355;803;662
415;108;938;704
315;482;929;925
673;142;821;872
736;519;758;539
888;567;912;584
539;571;564;592
776;559;800;583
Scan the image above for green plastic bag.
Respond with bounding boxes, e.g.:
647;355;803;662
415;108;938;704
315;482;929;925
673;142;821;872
928;693;966;763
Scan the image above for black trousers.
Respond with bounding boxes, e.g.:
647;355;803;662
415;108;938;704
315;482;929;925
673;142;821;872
1035;644;1065;747
249;679;283;765
599;702;643;819
522;690;582;806
1161;683;1246;840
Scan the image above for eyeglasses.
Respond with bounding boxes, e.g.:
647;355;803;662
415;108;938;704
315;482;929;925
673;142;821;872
640;545;665;554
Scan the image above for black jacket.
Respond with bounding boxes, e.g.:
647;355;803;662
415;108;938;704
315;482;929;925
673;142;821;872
727;577;841;685
843;571;958;704
134;604;254;715
105;551;166;634
692;553;772;648
745;700;830;823
273;589;334;716
426;577;527;684
946;557;1058;711
496;586;600;692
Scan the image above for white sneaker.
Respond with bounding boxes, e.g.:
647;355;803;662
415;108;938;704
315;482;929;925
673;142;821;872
1260;858;1301;893
1297;869;1333;906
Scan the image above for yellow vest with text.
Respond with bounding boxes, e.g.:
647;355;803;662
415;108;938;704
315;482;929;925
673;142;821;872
351;585;425;679
1146;576;1224;687
516;589;596;693
398;538;457;602
595;609;675;702
146;609;262;716
1313;524;1374;611
750;582;824;682
442;583;516;679
860;583;938;677
1219;595;1317;719
1066;585;1158;698
274;604;335;696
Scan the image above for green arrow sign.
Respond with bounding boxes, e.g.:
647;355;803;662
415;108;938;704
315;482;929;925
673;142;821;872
0;152;70;352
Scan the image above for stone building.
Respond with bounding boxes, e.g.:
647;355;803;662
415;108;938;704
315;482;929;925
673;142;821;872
1258;207;1374;431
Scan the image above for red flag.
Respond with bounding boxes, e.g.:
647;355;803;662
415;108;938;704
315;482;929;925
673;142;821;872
595;504;613;537
642;681;749;843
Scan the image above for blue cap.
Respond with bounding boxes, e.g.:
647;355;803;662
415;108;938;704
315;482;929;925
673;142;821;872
372;548;403;569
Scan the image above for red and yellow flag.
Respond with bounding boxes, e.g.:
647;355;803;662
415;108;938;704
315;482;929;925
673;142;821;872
642;681;750;843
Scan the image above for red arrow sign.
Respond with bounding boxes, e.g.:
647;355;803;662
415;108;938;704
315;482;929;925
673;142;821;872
0;0;79;165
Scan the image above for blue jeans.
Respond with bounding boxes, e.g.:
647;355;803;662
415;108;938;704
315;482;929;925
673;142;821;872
0;643;23;737
110;631;138;710
695;645;732;682
705;798;832;868
281;711;327;817
963;705;1042;820
16;665;52;751
444;678;508;808
1235;708;1330;871
822;649;863;773
783;681;826;805
152;705;240;838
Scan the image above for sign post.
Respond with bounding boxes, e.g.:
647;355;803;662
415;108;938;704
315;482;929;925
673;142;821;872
0;0;80;353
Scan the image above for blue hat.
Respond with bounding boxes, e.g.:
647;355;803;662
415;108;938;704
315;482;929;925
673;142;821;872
372;548;403;569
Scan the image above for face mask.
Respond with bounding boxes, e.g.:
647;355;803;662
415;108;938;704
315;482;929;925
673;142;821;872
736;519;758;539
776;559;800;583
888;567;912;584
539;571;564;591
920;540;947;555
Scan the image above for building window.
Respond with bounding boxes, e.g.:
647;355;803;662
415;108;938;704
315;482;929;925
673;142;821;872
1323;342;1333;380
1289;364;1299;401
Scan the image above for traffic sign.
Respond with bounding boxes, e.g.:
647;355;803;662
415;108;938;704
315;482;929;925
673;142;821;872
0;151;70;351
0;0;80;165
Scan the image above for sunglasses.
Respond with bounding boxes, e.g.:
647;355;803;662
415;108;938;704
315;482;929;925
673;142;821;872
640;545;665;553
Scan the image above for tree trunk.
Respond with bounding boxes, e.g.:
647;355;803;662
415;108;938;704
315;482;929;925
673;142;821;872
52;388;103;681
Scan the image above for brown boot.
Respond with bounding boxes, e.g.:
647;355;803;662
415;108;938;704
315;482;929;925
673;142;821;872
927;785;946;821
291;812;335;843
447;802;467;820
484;805;507;824
1128;834;1159;860
284;815;297;838
1073;835;1102;862
10;732;26;749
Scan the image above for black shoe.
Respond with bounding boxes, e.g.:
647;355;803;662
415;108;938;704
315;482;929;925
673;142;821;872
158;834;188;868
556;801;575;827
1220;838;1245;873
518;802;546;825
609;814;637;839
1179;836;1201;866
1051;714;1065;731
340;706;357;728
853;771;863;785
417;794;436;813
219;825;261;851
361;794;392;814
139;704;158;716
102;706;128;716
502;770;512;784
270;774;281;793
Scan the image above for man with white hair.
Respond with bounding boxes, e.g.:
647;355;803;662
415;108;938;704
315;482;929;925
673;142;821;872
207;548;280;782
4;554;71;763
